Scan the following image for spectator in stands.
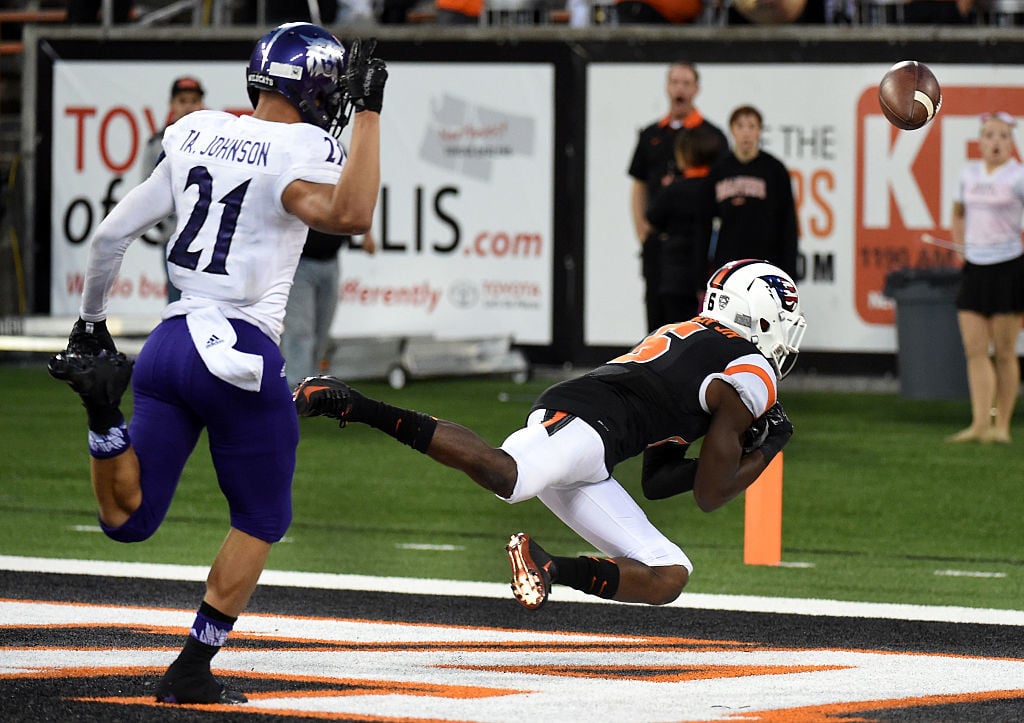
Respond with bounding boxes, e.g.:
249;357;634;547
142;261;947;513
628;61;729;332
66;0;134;23
701;105;800;282
379;0;420;22
903;0;974;23
615;0;703;22
232;0;338;23
337;0;376;23
282;228;377;387
644;125;723;325
437;0;482;23
728;0;826;23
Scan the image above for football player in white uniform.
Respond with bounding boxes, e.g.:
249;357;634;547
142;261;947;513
48;23;387;704
295;260;806;611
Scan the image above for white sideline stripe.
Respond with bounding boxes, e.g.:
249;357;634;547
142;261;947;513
0;335;147;355
1;555;1022;627
935;569;1008;579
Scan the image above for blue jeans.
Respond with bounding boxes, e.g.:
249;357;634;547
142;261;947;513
281;255;340;386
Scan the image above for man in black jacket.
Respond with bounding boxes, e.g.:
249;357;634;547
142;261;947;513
703;105;800;281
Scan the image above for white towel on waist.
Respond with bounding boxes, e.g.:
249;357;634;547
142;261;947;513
185;307;264;392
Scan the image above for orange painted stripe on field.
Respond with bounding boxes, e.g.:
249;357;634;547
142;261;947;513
688;689;1024;723
0;666;166;680
78;677;524;721
8;666;514;695
78;696;482;722
0;598;740;643
0;640;760;658
443;663;850;683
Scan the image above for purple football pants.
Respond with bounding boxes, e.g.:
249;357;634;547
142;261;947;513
101;316;298;544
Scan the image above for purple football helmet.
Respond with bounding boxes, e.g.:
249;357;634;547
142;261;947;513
246;23;349;138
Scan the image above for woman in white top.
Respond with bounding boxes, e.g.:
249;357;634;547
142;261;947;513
948;111;1024;443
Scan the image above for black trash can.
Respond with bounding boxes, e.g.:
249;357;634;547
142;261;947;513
883;267;969;400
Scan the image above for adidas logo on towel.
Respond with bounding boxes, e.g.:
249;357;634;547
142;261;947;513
205;334;225;349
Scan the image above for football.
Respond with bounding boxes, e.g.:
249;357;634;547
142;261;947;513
878;61;942;131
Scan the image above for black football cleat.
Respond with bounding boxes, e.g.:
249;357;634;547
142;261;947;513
293;375;354;425
154;666;247;705
48;350;133;432
506;532;554;610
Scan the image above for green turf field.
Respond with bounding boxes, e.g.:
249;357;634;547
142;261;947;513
1;364;1020;611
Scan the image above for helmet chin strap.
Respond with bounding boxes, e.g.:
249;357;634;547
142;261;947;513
297;97;325;128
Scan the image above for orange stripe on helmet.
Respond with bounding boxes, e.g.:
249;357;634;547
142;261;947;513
708;259;763;289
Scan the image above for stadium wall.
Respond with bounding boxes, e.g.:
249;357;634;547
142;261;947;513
22;25;1024;370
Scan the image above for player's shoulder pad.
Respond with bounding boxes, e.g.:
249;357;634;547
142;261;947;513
282;122;344;166
721;353;778;418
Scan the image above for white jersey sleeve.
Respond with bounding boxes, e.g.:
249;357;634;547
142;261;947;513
699;352;778;419
79;160;175;320
159;111;345;342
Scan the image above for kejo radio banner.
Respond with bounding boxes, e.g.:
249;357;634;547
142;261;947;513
50;61;554;345
586;64;1024;353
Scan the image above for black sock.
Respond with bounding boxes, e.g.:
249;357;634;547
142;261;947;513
198;600;237;625
156;603;239;703
85;404;124;435
172;635;218;671
550;555;620;599
351;393;438;453
176;602;236;669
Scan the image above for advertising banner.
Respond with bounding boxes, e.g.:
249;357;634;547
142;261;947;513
50;61;252;320
586;63;1024;353
50;61;554;344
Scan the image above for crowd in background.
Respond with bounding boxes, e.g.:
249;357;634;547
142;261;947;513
63;0;991;27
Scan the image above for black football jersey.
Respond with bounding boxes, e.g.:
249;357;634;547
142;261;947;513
534;317;777;471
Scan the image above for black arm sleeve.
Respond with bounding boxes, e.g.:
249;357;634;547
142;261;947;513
641;443;698;500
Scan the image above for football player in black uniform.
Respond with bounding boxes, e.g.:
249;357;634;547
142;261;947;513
295;259;806;610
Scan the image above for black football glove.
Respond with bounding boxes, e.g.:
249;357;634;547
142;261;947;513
66;317;117;356
758;402;793;464
345;38;388;115
741;415;769;455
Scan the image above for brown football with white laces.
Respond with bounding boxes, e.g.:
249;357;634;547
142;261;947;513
878;61;942;131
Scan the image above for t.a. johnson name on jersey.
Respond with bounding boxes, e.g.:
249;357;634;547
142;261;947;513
177;129;270;167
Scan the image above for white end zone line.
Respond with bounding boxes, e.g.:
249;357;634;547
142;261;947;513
1;554;1021;627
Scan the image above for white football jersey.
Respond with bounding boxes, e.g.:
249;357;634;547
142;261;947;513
80;110;344;342
160;110;344;341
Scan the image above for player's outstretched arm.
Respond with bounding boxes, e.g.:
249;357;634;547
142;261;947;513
692;382;792;512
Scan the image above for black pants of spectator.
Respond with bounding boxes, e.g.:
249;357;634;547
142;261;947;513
437;8;480;23
615;1;670;23
381;0;419;22
903;0;971;23
232;0;338;23
66;0;134;23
